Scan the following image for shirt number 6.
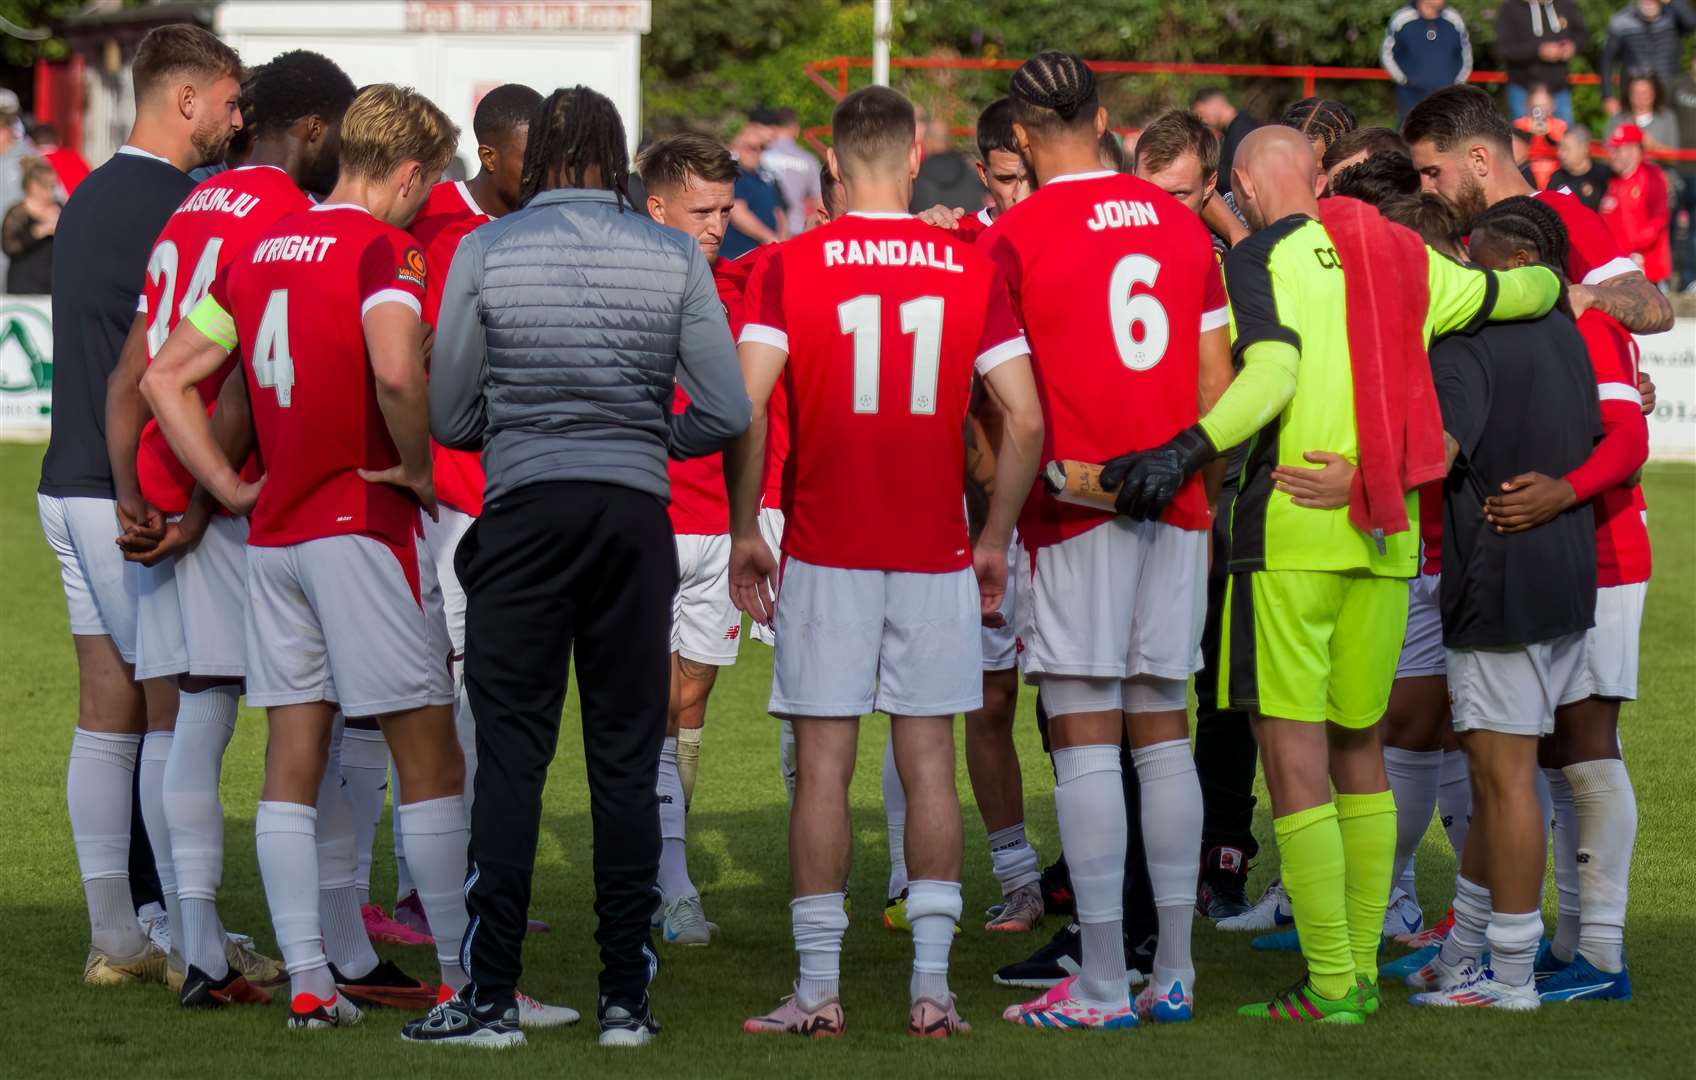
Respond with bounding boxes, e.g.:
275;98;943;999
1110;254;1169;371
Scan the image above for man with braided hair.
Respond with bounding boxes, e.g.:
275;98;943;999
990;50;1233;1031
1104;125;1567;1024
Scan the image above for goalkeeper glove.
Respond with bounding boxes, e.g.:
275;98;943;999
1098;425;1217;521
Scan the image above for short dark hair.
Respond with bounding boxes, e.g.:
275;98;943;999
636;132;739;194
473;83;542;146
1378;193;1465;253
1321;126;1408;172
1471;194;1570;269
1132;108;1219;180
519;85;630;207
1401;84;1514;154
1009;51;1100;136
132;24;241;103
819;161;838;212
1326;151;1420;205
1622;70;1665;111
773;106;799;127
245;50;356;138
831;85;915;179
1280;96;1357;153
975;97;1017;160
1190;87;1229;108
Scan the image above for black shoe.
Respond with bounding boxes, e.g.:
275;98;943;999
180;963;273;1008
400;987;526;1048
1197;845;1252;919
1039;856;1075;917
597;994;660;1047
329;959;438;1010
993;921;1081;988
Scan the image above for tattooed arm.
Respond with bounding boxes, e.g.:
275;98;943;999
1587;271;1674;334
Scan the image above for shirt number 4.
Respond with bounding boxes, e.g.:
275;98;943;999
252;289;295;407
837;294;944;415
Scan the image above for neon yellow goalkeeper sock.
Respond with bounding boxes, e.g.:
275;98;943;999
1275;802;1353;1001
676;727;703;810
1336;790;1398;983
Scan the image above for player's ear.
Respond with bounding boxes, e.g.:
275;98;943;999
176;80;197;122
907;139;921;180
1092;106;1109;139
825;147;841;186
1314;168;1330;199
1010;121;1031;161
975;158;989;187
478;142;497;175
646;192;665;224
1468;140;1491;178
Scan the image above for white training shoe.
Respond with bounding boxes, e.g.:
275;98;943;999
1216;879;1292;932
139;907;173;955
1406;951;1485;992
659;895;717;946
1410;967;1539;1010
1382;889;1425;940
516;989;580;1028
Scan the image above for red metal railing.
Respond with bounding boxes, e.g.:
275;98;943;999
801;55;1696;163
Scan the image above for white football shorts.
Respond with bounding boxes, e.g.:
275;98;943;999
1447;632;1592;737
37;494;138;661
673;532;741;666
134;514;248;680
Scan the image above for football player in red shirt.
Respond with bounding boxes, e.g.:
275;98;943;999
728;85;1044;1039
1468;201;1652;1003
988;53;1233;1031
361;81;540;950
633;132;741;946
102;50;356;1008
142;85;468;1034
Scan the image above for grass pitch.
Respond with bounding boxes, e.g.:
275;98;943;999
3;445;1692;1078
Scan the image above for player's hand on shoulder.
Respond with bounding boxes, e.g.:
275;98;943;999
972;541;1009;627
1271;450;1355;509
728;535;779;626
916;205;966;230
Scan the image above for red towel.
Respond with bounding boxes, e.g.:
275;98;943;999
1317;196;1448;544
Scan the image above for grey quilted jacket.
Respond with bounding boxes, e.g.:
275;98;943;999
430;187;750;505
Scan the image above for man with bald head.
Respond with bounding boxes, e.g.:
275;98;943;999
1103;123;1569;1024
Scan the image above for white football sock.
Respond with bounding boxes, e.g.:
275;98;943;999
68;727;147;958
1437;749;1471;859
779;718;797;805
1565;758;1636;973
255;800;336;1000
906;879;962;1004
390;753;414;902
1544;766;1581;964
398;795;472;987
1133;739;1200;991
792;892;849;1010
1384;746;1441;903
138;730;181;965
1054;744;1127;1005
165;685;236;977
657;738;697;902
1440;874;1490;970
676;725;703;810
987;823;1040;895
1486;909;1543;988
339;727;388;907
316;731;378;981
882;734;908;900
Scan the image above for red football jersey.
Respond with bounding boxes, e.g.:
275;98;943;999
985;171;1227;548
1573;310;1652;587
741;212;1027;572
136;165;307;513
709;248;791;509
215;204;428;561
411;180;490;516
953;206;997;246
1533;188;1640;287
1418;481;1442;576
666;257;750;535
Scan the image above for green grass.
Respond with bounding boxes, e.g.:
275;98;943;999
4;444;1694;1078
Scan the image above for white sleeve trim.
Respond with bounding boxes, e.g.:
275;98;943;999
361;289;421;318
1200;305;1231;333
739;323;789;352
136;295;147;314
976;334;1029;376
1598;382;1643;406
1582;257;1641;286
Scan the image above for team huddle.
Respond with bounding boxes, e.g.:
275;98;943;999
36;21;1662;1050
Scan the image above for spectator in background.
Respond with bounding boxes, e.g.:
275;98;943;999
910;111;985;213
722;121;786;260
1548;124;1614;210
0;89;36;290
30;124;90;195
1601;123;1673;285
1191;87;1260;195
1600;0;1696;115
759;106;821;235
1513;83;1567;188
2;156;59;294
1672;52;1696;287
1382;0;1473;121
1497;0;1587;124
1605;72;1681;148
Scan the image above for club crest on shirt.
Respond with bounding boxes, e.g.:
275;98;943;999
398;246;427;288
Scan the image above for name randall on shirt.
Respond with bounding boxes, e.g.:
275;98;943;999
824;238;963;272
174;186;262;219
